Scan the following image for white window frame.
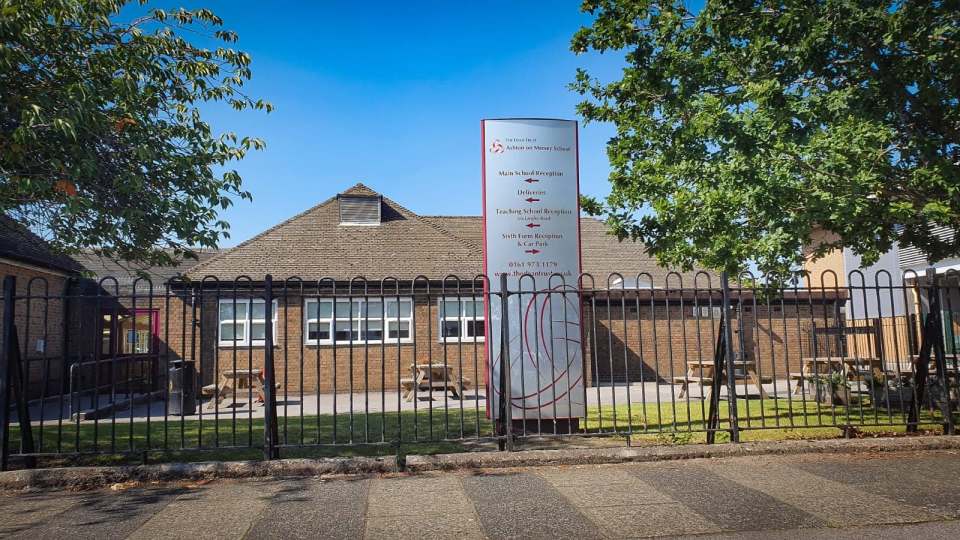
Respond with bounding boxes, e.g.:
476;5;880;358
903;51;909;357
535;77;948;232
304;297;414;345
218;298;278;347
437;297;486;343
694;305;723;320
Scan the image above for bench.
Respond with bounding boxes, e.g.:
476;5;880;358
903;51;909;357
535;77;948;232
789;372;805;395
401;364;472;401
673;376;713;399
203;369;279;411
674;373;775;399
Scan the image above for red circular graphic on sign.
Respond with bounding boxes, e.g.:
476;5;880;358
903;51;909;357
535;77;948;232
490;284;583;410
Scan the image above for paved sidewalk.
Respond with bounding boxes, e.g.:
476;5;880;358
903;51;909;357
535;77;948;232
2;450;959;539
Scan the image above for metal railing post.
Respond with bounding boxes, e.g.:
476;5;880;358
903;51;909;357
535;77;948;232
262;275;280;459
705;313;726;444
720;272;740;442
498;273;513;451
0;275;35;469
929;270;956;435
0;276;15;470
909;269;954;434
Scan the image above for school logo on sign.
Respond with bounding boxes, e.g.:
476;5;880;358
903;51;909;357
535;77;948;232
488;139;504;153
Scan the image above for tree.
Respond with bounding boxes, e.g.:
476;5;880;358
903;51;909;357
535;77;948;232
1;0;270;267
571;0;960;280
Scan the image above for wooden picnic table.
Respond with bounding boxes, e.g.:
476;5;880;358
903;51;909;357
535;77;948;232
203;369;266;411
908;354;960;372
400;364;471;402
791;357;883;396
675;360;771;399
799;357;883;378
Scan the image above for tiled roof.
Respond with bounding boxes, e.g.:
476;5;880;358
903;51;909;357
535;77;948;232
74;249;222;290
187;183;711;284
0;216;83;274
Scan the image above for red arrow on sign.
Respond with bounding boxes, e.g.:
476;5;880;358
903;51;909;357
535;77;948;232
525;222;541;228
524;249;541;254
524;178;539;183
525;197;540;203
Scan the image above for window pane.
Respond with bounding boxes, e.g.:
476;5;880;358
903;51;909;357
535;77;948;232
123;313;153;354
123;328;152;354
366;300;383;318
441;300;460;318
467;320;485;338
221;301;248;320
102;314;113;353
387;299;412;318
251;322;266;340
220;322;236;341
308;299;333;319
464;299;483;317
442;320;461;338
334;321;353;341
308;322;330;341
387;321;410;339
335;300;353;318
251;300;265;320
363;320;383;341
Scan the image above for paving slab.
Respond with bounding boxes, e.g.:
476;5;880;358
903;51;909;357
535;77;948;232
536;464;721;537
791;452;960;518
461;471;604;540
127;480;275;540
704;455;943;526
627;462;826;532
534;464;675;504
244;477;369;540
364;474;485;540
680;519;960;540
586;502;723;538
7;486;185;540
0;490;85;537
364;510;487;540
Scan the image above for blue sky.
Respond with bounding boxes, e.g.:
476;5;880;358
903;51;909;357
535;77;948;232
180;1;629;246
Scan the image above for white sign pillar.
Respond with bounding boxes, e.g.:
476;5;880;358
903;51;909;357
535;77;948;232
481;118;585;421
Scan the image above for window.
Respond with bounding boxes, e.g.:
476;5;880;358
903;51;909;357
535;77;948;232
218;299;278;347
694;306;722;319
304;297;413;345
100;309;157;357
438;297;485;342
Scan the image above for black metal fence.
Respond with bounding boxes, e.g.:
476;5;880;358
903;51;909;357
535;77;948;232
1;269;958;469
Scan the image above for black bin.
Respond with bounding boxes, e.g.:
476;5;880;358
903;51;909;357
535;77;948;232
168;360;197;416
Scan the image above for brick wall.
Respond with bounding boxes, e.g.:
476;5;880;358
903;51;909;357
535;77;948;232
195;293;488;394
583;294;844;384
20;283;852;400
0;262;69;399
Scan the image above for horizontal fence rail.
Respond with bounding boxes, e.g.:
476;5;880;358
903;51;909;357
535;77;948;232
1;269;958;468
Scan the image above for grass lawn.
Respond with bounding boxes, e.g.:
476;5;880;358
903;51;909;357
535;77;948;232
6;395;953;467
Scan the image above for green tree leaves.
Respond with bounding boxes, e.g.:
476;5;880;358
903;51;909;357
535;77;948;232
572;0;960;279
0;0;270;267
